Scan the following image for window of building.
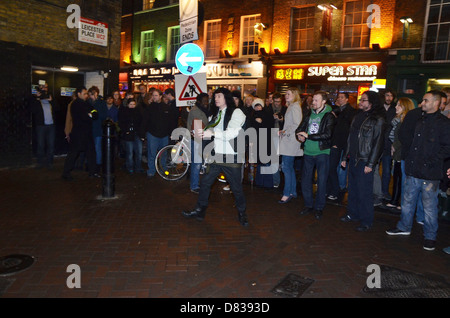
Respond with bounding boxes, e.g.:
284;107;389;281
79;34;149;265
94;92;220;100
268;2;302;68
423;0;450;62
140;30;154;64
204;20;221;58
290;6;315;52
167;26;181;61
240;14;261;56
143;0;155;10
342;0;371;49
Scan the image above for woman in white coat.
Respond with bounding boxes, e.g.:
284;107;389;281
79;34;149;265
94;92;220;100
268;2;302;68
278;87;303;203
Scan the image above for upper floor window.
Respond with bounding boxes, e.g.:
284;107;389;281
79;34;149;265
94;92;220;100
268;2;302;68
167;26;181;61
240;14;261;56
140;30;154;64
290;6;315;52
342;0;371;49
423;0;450;62
143;0;155;10
205;20;222;58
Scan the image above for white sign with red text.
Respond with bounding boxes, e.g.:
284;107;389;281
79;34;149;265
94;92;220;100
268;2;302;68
78;17;108;47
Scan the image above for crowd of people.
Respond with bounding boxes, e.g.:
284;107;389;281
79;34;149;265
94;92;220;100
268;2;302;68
30;83;450;252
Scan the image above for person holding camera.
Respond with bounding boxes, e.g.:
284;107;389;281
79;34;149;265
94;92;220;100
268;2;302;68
30;85;56;169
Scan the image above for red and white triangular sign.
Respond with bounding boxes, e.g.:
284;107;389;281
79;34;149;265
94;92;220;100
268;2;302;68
175;72;207;107
179;76;203;101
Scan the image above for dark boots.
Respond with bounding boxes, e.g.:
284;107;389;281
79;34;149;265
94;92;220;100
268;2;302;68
238;210;249;227
182;206;207;221
182;206;249;227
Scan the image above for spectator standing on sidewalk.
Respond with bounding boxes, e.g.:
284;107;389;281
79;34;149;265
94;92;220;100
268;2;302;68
386;90;450;251
88;86;108;174
384;97;415;211
30;86;56;169
62;87;99;180
326;92;357;201
278;87;303;203
118;99;145;174
296;91;335;220
340;91;386;232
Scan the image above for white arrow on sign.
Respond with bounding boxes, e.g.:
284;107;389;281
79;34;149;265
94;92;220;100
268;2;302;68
178;52;202;67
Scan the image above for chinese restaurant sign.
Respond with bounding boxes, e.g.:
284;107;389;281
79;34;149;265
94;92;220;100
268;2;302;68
272;62;381;82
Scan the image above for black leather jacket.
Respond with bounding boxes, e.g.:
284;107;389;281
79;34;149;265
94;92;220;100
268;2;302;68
344;109;386;169
295;107;336;151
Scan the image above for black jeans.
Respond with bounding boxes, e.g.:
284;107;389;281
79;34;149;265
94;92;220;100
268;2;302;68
197;162;246;213
63;137;96;176
347;158;375;227
327;146;343;197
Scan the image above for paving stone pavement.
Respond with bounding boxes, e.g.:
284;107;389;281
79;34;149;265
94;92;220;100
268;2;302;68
0;158;449;299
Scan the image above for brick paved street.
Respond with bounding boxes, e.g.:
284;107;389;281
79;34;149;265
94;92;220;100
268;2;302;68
0;158;449;299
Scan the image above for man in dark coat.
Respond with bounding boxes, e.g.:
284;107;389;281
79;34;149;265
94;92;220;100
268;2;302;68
326;92;357;201
386;90;450;251
61;87;99;180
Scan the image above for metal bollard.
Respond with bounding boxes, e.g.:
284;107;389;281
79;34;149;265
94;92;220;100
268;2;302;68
102;119;116;198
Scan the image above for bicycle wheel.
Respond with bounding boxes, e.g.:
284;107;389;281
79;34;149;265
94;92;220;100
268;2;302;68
155;144;190;181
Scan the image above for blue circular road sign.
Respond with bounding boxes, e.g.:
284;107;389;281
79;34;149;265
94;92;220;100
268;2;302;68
175;43;204;76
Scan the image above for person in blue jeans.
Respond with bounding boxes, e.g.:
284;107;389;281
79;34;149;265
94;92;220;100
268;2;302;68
118;99;145;174
277;87;303;203
143;89;177;178
386;90;450;251
88;86;108;173
296;91;335;219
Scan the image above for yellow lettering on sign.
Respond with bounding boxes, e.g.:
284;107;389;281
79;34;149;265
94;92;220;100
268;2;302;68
293;69;303;80
275;69;285;80
285;69;292;80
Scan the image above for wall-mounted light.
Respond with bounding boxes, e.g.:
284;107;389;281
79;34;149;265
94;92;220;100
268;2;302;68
254;22;268;30
248;58;253;63
153;58;159;63
318;4;337;11
224;50;232;58
274;48;281;55
259;48;268;56
400;16;413;40
60;66;78;72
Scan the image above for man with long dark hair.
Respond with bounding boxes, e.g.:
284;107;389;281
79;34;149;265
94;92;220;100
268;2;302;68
182;87;248;227
340;90;386;231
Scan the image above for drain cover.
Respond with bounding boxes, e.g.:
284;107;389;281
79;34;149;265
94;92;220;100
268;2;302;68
271;273;314;297
0;254;35;276
362;265;450;298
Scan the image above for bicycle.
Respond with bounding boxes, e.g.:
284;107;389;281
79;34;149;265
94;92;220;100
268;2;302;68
154;130;211;181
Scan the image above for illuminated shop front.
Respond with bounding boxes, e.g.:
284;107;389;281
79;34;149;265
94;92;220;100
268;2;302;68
128;63;180;93
201;61;266;98
269;61;386;106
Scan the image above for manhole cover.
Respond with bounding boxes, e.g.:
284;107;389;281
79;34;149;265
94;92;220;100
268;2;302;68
271;273;314;298
0;254;35;276
362;265;450;298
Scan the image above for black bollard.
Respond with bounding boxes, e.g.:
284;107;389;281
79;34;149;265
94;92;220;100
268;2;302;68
102;119;116;198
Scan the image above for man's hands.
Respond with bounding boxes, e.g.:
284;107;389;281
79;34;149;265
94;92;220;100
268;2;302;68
296;131;308;142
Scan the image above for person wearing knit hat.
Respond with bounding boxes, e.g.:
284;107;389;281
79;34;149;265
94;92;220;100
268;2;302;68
252;98;264;109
